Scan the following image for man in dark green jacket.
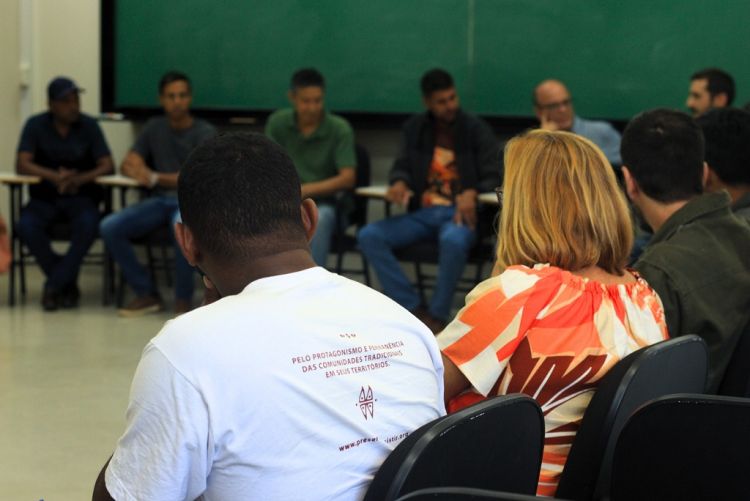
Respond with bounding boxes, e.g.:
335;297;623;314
697;107;750;223
621;108;750;392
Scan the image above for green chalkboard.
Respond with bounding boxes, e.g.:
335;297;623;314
110;0;750;119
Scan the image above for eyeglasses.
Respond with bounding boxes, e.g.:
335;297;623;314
494;186;504;207
537;98;573;112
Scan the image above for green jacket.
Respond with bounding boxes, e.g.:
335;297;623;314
635;191;750;392
732;192;750;222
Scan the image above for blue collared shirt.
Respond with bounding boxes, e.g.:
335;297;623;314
571;115;622;166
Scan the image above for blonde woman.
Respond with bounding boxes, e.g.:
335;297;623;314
437;130;668;496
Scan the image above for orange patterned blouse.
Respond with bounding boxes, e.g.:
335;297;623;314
437;264;668;496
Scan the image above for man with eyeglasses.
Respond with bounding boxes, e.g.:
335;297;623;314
533;79;622;166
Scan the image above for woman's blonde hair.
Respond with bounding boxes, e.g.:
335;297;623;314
495;129;633;275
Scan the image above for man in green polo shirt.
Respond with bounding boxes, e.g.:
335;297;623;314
265;68;356;266
621;108;750;392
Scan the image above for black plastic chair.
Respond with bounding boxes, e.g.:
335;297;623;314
717;321;750;397
395;487;560;500
611;394;750;501
555;335;708;501
364;394;544;501
332;143;371;284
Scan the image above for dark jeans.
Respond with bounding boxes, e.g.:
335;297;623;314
99;196;194;301
17;197;100;292
357;205;476;322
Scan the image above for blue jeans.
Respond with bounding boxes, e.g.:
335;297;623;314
310;203;337;267
357;206;476;322
17;197;100;292
99;196;194;301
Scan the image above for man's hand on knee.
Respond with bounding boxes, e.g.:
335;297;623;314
386;181;413;207
453;189;478;229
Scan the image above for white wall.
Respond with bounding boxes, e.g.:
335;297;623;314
30;0;100;114
28;0;135;166
0;0;135;222
1;0;20;167
4;0;397;192
0;0;20;216
0;0;137;219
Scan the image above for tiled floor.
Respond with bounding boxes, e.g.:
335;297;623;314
0;264;179;500
0;251;489;500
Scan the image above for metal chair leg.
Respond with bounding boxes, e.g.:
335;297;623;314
414;260;427;306
161;243;172;287
362;255;371;286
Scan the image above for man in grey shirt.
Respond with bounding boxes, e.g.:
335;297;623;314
100;71;216;317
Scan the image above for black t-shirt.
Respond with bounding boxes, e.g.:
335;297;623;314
17;112;111;202
131;116;216;196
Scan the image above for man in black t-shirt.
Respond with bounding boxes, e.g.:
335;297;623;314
16;76;114;311
100;71;216;317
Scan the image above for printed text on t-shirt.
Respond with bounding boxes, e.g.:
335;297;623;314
290;340;405;378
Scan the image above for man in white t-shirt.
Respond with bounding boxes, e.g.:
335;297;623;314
92;132;445;501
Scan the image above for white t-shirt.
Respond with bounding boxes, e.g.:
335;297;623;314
106;267;445;501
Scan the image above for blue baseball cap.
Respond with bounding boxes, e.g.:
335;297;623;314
47;77;84;101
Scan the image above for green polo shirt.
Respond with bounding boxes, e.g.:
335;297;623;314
634;191;750;392
265;109;355;205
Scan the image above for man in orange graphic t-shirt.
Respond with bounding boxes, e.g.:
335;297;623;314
358;69;499;333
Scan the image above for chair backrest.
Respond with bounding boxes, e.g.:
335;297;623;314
351;143;372;228
333;143;371;232
364;394;544;501
556;335;708;501
395;486;556;500
611;393;750;501
718;320;750;397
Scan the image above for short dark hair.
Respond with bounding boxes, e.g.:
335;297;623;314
291;68;325;91
621;108;705;203
697;108;750;185
178;132;306;261
691;68;735;106
420;68;454;97
159;71;191;94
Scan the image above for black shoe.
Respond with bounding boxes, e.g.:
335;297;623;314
42;288;59;312
60;283;81;309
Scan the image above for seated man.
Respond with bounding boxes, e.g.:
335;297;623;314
358;69;499;333
533;79;622;165
92;132;445;500
697;107;750;221
622;108;750;391
686;67;735;117
265;68;356;267
16;76;114;311
100;71;216;316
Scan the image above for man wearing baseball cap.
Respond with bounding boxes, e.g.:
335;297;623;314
16;76;114;311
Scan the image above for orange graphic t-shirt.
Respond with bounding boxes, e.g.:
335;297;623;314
422;123;459;207
437;264;668;496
